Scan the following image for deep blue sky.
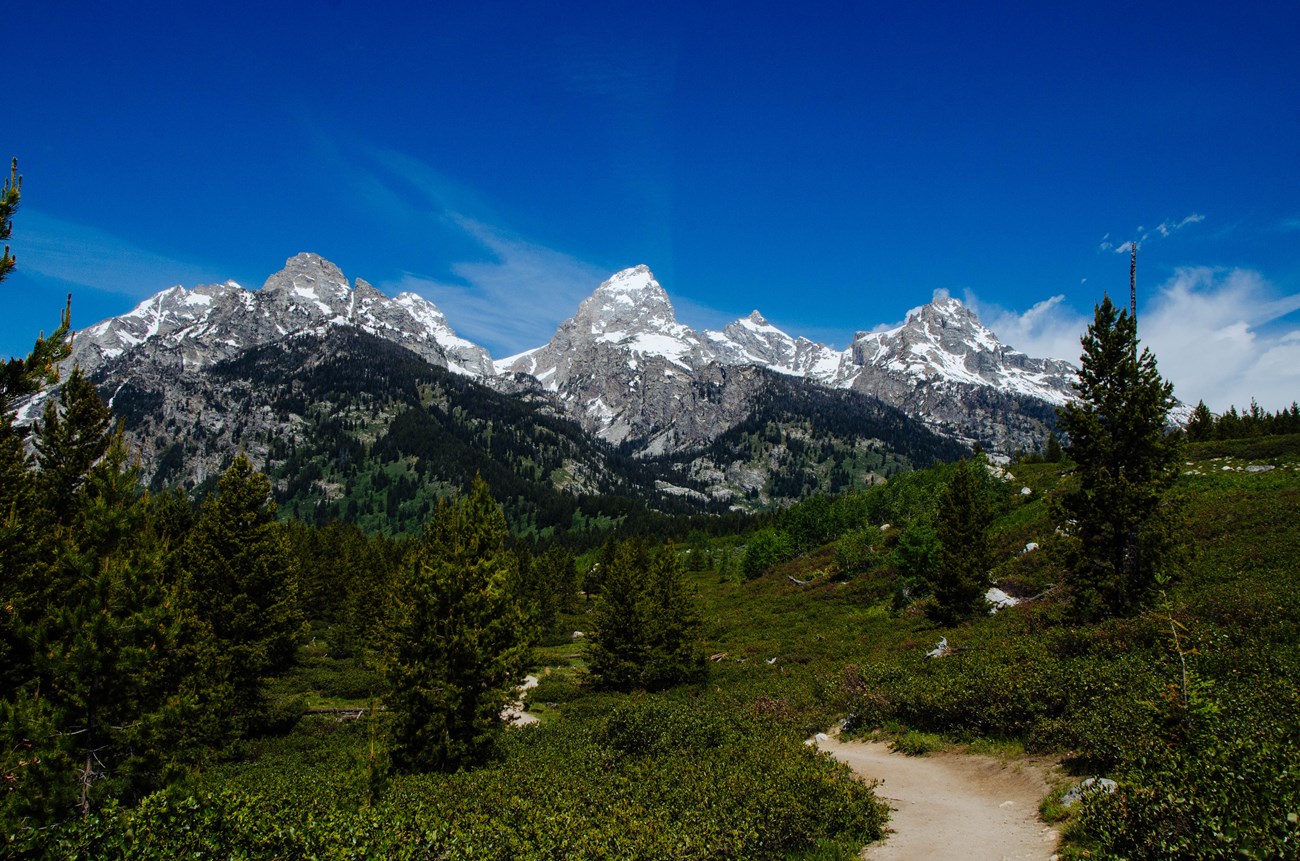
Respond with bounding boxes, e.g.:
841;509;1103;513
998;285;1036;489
7;1;1300;409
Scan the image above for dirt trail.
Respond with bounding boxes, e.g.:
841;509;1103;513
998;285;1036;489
817;736;1060;861
502;675;540;726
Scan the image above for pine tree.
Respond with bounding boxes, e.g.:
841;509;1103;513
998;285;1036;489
586;539;652;691
892;521;939;608
178;454;304;736
382;476;528;772
1;158;20;284
587;540;704;692
1056;296;1182;619
0;410;48;694
1;159;72;417
1044;430;1064;463
520;543;578;640
928;457;994;625
35;431;168;814
1185;400;1214;442
34;368;113;523
4;426;203;825
641;544;705;690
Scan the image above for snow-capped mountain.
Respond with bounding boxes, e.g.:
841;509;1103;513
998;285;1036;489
497;266;1075;454
704;312;850;382
63;255;1079;467
497;266;731;448
68;253;493;378
847;294;1076;406
840;294;1079;448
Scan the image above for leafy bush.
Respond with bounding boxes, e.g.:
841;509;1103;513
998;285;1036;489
834;527;882;577
1075;711;1300;859
742;528;794;579
601;697;728;755
30;699;887;861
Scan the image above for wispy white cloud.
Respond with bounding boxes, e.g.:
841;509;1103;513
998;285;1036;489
17;210;224;297
963;291;1091;363
1099;213;1205;254
1155;213;1204;238
381;216;610;357
967;267;1300;412
1141;267;1300;412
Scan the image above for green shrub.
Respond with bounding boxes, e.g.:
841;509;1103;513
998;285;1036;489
890;730;941;756
742;528;795;579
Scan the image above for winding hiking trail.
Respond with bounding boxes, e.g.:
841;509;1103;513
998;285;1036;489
817;736;1061;860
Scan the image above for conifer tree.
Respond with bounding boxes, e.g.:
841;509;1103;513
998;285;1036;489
4;426;203;824
587;540;704;692
382;476;528;772
0;407;65;826
518;543;578;641
1044;430;1064;463
179;454;304;736
1185;400;1214;442
928;457;994;625
1;158;20;284
36;431;170;814
586;539;652;692
0;409;47;693
1;159;72;417
1056;296;1182;619
892;520;939;608
34;368;113;523
641;544;705;690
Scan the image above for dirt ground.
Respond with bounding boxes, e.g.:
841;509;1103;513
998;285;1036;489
502;674;540;726
817;736;1061;861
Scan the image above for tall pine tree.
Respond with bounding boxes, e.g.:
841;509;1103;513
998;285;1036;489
587;540;704;692
928;457;995;625
641;544;705;690
1185;400;1215;442
1;158;20;284
179;454;304;737
382;476;528;772
1056;296;1182;619
34;368;112;523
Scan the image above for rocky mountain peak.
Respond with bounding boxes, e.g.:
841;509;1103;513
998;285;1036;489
575;265;677;335
64;253;494;379
902;293;993;339
258;252;353;316
353;277;386;302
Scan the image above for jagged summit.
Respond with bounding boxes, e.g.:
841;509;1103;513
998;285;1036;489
260;252;350;297
572;265;680;338
66;253;493;378
849;293;1075;403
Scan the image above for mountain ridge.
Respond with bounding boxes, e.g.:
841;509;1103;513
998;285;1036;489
58;253;1078;466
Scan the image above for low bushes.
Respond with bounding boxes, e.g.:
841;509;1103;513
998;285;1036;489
28;698;886;861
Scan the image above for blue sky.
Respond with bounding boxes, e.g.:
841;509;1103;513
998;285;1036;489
6;1;1299;410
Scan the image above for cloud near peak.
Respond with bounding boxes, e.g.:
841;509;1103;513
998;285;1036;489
969;267;1300;413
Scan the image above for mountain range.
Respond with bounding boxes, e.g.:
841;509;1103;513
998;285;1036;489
31;253;1079;523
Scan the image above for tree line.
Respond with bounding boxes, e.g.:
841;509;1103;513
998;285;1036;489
1185;398;1300;442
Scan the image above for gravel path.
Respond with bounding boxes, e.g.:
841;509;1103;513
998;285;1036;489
817;736;1060;861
